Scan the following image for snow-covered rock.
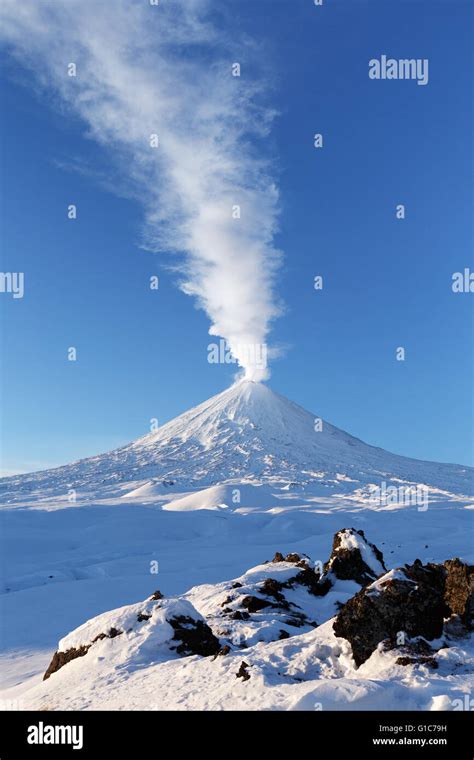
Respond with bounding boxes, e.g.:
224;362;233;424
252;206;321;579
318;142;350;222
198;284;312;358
43;592;220;681
333;557;474;666
183;531;387;648
322;528;387;586
21;545;474;712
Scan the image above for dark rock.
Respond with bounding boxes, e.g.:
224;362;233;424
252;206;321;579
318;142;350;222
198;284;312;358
444;558;474;629
283;616;307;628
149;590;164;601
396;655;438;669
333;560;449;666
43;627;123;681
43;645;90;681
296;559;309;569
260;578;288;604
229;610;250;621
291;567;331;597
324;528;386;586
236;661;251;681
271;552;285;563
271;551;303;564
240;595;273;613
105;627;122;639
285;553;302;564
383;637;434;656
213;645;231;660
168;615;220;657
383;635;438;668
444;614;470;640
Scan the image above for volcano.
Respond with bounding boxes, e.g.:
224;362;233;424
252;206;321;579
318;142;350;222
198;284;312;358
1;380;471;508
1;382;473;710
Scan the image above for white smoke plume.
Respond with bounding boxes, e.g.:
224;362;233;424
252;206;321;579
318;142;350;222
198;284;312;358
0;0;283;381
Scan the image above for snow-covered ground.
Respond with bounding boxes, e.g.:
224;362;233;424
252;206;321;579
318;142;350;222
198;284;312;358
0;381;472;710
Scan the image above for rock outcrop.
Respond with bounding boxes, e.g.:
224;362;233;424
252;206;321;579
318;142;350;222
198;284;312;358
333;558;473;666
323;528;387;586
44;593;219;680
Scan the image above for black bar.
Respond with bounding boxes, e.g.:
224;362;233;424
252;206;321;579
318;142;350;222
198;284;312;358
0;710;472;757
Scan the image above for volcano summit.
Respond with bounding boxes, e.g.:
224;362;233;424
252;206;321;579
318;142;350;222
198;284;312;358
1;380;471;510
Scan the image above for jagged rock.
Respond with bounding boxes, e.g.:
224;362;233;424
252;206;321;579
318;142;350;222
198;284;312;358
382;636;439;669
394;640;438;669
240;595;273;613
285;553;303;564
271;552;285;563
44;627;122;680
323;528;387;586
333;560;450;666
213;645;231;660
444;558;474;628
290;567;331;596
271;551;308;565
236;661;251;681
187;531;389;651
260;578;288;604
229;610;250;621
44;645;90;681
395;654;438;669
168;615;220;657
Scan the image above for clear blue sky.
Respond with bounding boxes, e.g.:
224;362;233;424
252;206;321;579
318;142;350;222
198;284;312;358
1;0;472;474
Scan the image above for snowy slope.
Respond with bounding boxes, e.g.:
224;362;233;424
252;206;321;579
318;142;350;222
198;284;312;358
0;381;472;710
11;540;474;712
0;380;471;507
17;615;474;712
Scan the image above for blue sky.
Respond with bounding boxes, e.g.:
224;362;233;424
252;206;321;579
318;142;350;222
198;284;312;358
1;0;472;474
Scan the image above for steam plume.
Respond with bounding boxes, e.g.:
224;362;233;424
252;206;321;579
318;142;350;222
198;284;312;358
0;0;283;380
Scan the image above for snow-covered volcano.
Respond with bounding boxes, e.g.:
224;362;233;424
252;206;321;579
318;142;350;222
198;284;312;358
1;380;471;507
1;382;472;709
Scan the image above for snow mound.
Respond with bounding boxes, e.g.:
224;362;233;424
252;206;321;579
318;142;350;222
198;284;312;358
163;483;275;512
121;480;177;499
43;592;220;681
